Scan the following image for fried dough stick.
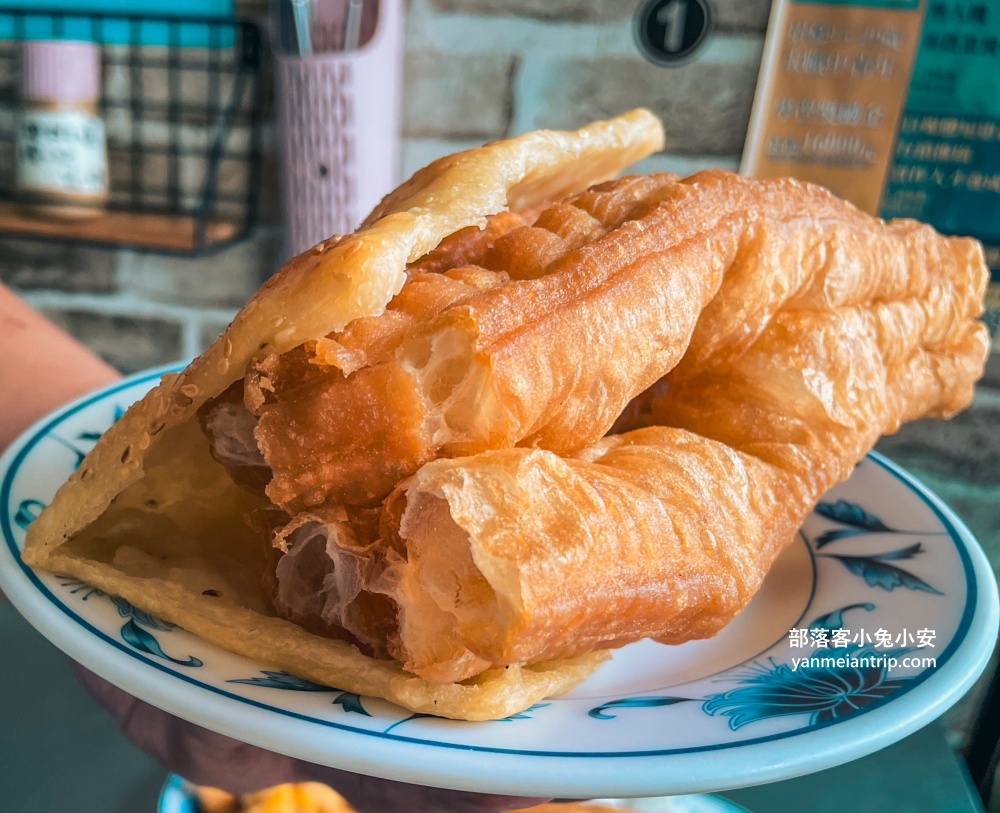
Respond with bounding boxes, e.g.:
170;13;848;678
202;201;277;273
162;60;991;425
243;173;705;511
383;290;988;682
211;172;983;519
272;175;988;682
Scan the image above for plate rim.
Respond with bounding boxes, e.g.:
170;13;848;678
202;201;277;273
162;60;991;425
2;366;997;797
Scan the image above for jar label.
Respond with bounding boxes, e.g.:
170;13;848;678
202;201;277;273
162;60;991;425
16;109;107;196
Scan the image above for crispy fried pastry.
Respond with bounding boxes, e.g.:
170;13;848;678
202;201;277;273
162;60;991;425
23;112;662;721
264;172;987;683
369;284;986;681
240;172;711;512
21;109;989;721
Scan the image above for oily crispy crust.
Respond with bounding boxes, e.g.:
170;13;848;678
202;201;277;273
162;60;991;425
21;112;658;720
20;114;988;720
386;236;988;678
256;170;987;683
24;109;664;563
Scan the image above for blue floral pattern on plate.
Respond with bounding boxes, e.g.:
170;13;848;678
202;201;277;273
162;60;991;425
1;364;996;799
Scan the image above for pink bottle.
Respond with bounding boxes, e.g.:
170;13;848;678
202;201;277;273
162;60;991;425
17;40;108;220
275;0;403;256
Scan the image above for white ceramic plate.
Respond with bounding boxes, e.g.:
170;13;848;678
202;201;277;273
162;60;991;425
2;365;997;799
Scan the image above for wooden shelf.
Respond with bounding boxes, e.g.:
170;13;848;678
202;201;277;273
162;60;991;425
0;202;242;252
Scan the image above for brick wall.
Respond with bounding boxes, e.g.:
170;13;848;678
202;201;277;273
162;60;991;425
400;0;768;177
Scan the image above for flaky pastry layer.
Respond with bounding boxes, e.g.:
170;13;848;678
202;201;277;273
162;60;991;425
261;171;987;683
22;112;660;720
20;112;988;720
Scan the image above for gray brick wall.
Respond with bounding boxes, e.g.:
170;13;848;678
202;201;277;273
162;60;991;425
402;0;763;161
403;52;518;140
526;57;757;155
13;225;281;373
41;307;184;373
427;0;772;32
0;241;117;294
399;0;766;176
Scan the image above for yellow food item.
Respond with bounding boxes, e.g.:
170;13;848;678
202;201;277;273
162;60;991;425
21;109;988;721
23;111;661;721
254;170;987;684
193;786;239;813
240;783;356;813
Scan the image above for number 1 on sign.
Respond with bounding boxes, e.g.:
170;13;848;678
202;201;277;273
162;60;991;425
657;0;687;53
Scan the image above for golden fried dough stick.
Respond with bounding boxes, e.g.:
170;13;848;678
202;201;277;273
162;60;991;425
245;170;967;516
272;176;990;680
371;265;987;682
250;173;722;512
199;213;535;496
673;204;988;378
258;173;984;679
262;171;988;678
